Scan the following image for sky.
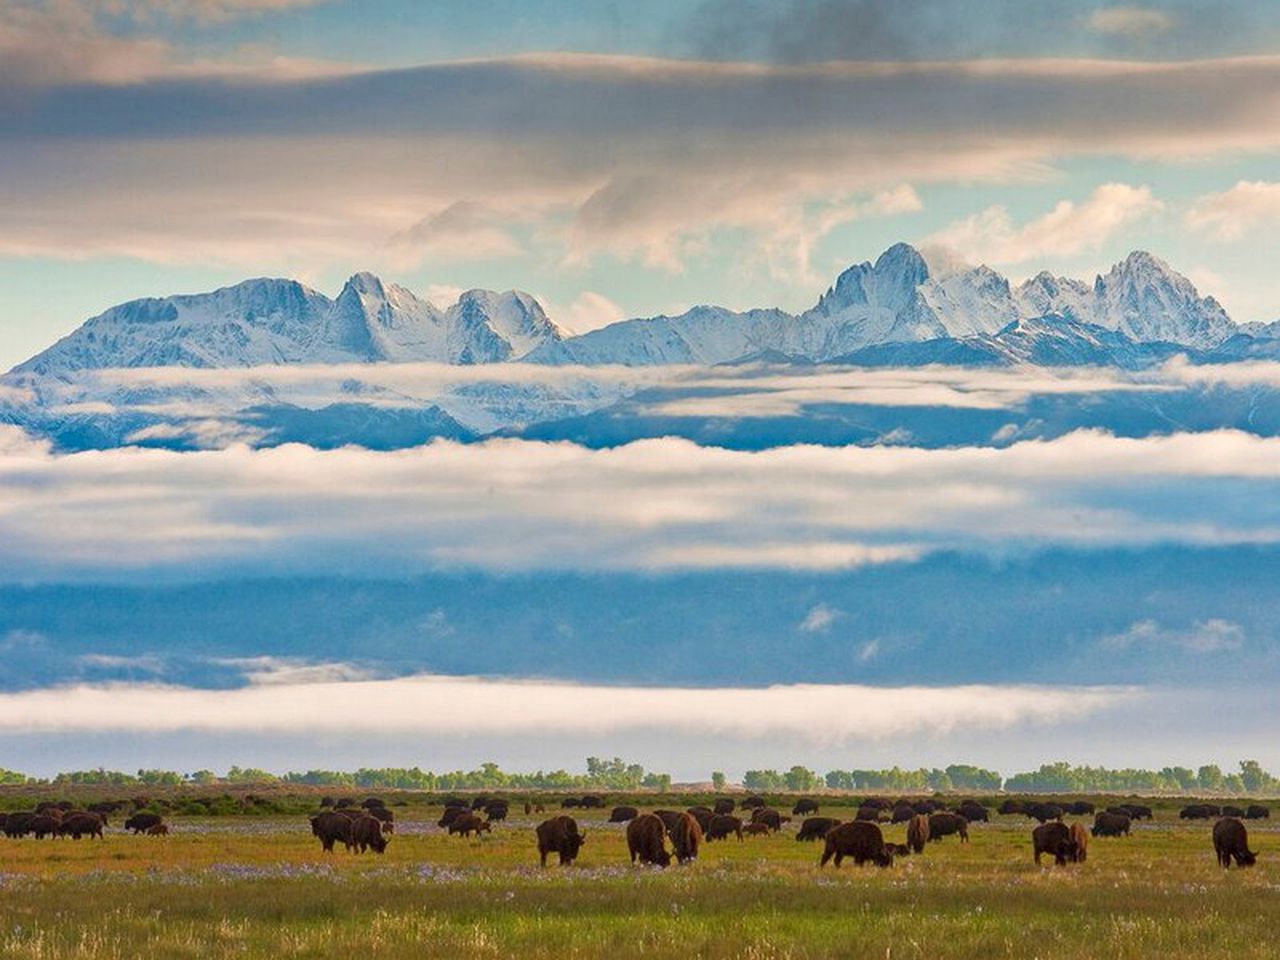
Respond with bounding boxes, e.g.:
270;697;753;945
1;0;1280;369
2;0;1280;778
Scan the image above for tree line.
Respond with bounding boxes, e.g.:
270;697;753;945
0;759;1276;794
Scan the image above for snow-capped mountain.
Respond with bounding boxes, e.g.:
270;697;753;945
14;275;567;375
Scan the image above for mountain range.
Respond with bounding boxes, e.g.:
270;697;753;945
11;244;1275;376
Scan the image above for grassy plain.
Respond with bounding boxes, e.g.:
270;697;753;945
0;794;1275;959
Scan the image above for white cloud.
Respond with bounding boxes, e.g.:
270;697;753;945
549;291;627;335
211;656;379;685
1086;7;1176;36
925;183;1164;266
1186;181;1280;242
2;424;1280;579
1100;619;1245;653
798;603;841;633
0;673;1135;741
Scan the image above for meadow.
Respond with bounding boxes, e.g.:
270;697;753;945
0;790;1276;959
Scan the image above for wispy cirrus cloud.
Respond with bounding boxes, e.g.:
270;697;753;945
1186;181;1280;242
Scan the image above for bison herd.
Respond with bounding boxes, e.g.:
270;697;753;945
0;800;171;840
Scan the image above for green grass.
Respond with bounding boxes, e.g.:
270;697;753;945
0;800;1274;959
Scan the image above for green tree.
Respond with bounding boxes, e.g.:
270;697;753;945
711;771;726;790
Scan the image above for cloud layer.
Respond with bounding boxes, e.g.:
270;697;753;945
4;425;1280;579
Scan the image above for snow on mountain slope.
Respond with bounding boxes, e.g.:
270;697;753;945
13;276;565;374
1091;251;1235;349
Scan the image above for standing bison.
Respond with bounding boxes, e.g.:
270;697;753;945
1213;818;1257;868
1246;805;1271;820
906;814;930;854
792;799;819;816
750;809;790;832
820;821;894;868
124;812;163;835
706;815;744;842
536;815;587;867
58;813;104;840
713;799;736;816
608;806;639;823
1091;812;1131;838
796;817;840;842
627;813;672;867
448;814;492;838
927;813;969;843
668;812;703;864
1032;822;1075;866
350;814;388;854
310;812;353;852
1069;822;1089;863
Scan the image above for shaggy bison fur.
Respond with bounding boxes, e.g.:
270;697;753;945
1091;812;1132;837
536;815;586;867
796;817;840;842
928;812;969;843
668;811;703;864
1213;817;1257;868
1032;821;1075;866
819;821;894;868
705;814;743;842
626;813;671;867
906;814;931;854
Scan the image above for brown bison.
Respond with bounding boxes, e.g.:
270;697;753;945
686;807;714;831
58;813;104;840
483;801;509;822
668;811;703;864
29;814;61;839
713;798;736;816
998;799;1025;815
537;815;586;867
1064;800;1095;816
1213;818;1257;868
1026;803;1064;823
739;795;766;810
1032;821;1075;866
750;808;791;832
350;814;388;854
891;803;917;824
3;812;34;837
653;809;685;834
743;822;771;837
705;814;744;842
1246;804;1271;820
792;799;819;816
796;817;840;842
820;821;894;868
448;813;492;838
579;795;605;809
855;805;885;823
626;813;671;867
928;812;969;843
1180;804;1214;820
1091;812;1131;837
437;806;469;829
310;812;354;853
906;814;930;854
124;812;164;834
608;805;639;823
956;801;989;823
1221;805;1245;818
1069;822;1088;863
147;823;170;836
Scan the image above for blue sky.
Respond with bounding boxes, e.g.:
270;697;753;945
2;0;1280;775
2;0;1280;369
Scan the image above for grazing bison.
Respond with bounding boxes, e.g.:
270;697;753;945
147;823;170;836
653;809;685;834
536;815;586;867
1180;804;1215;820
1069;822;1089;863
792;799;819;816
740;796;766;810
668;812;703;864
58;813;104;840
743;822;771;837
891;803;917;824
443;797;468;809
1091;812;1131;837
912;800;940;815
999;799;1025;816
713;798;735;816
1026;803;1064;823
861;797;892;811
361;797;386;810
626;813;671;867
579;795;606;809
437;806;469;829
448;813;492;838
855;805;885;823
750;808;790;832
609;806;639;823
350;815;389;854
956;801;990;823
483;801;509;822
796;817;840;842
364;806;395;832
1032;822;1075;866
927;813;969;843
29;815;61;839
819;821;894;868
705;814;744;842
1221;805;1245;819
906;814;930;854
1246;804;1271;820
1115;804;1153;821
1065;801;1095;816
1213;818;1257;868
310;812;354;853
686;807;714;832
561;797;582;809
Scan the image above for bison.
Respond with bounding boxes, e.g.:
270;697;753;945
855;805;885;823
686;807;714;832
956;801;990;823
820;821;894;868
1213;817;1257;868
448;813;492;838
1032;821;1075;866
1065;800;1096;816
998;799;1025;816
1069;822;1089;863
796;817;840;842
739;796;766;810
1026;803;1064;823
653;809;685;834
1180;804;1215;820
750;808;790;832
713;798;736;816
536;815;586;867
3;812;34;838
928;813;969;843
891;803;917;824
626;813;671;867
906;814;930;854
668;811;703;864
437;806;469;829
743;823;771;837
579;795;606;809
124;812;164;835
792;799;819;816
147;823;170;836
58;813;104;840
310;812;354;853
1091;811;1131;838
706;814;744;842
350;814;388;854
608;805;639;823
1221;805;1245;819
29;814;61;839
1246;804;1271;820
